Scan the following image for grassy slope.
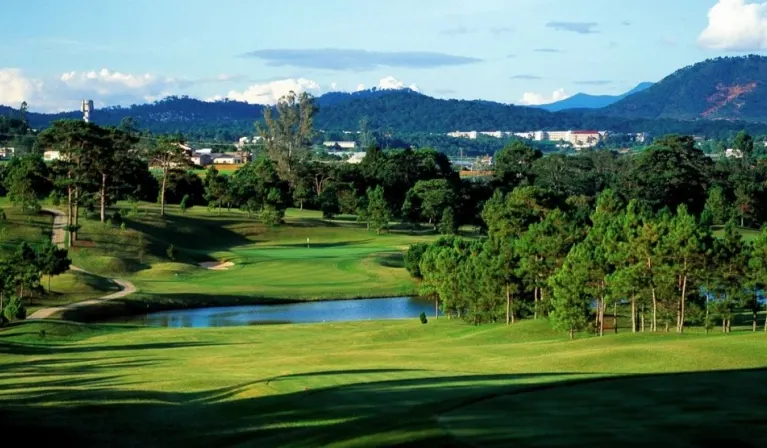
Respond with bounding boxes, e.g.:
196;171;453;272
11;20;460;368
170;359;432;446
69;204;436;311
0;200;119;312
0;319;765;447
0;201;53;255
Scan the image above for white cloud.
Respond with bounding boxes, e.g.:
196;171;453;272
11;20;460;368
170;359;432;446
0;69;42;107
214;78;321;104
355;83;366;91
330;82;338;91
518;88;570;105
377;76;419;92
699;0;767;50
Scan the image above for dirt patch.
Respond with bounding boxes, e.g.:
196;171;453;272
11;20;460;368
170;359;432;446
199;261;235;271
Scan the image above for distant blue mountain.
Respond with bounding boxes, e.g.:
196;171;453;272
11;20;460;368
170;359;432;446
537;82;653;112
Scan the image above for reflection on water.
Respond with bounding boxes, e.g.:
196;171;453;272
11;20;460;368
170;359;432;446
106;297;438;328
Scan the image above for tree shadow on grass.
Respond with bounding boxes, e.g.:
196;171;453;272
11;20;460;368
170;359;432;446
2;366;765;447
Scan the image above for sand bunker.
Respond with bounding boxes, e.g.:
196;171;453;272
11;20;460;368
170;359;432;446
199;261;235;271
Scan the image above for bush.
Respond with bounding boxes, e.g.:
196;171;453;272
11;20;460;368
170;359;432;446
419;312;428;324
260;206;284;227
3;296;26;322
110;211;123;226
166;244;177;261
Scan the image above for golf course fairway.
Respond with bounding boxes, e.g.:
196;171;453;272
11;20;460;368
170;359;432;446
1;319;765;446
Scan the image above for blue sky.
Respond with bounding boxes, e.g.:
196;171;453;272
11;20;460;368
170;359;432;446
1;0;765;111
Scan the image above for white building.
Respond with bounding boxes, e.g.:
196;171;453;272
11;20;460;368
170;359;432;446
0;147;14;159
213;153;244;164
43;150;61;161
346;152;366;164
725;148;744;159
447;131;479;140
191;153;213;167
323;141;357;149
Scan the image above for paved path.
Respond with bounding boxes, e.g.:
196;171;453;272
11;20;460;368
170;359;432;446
27;209;137;320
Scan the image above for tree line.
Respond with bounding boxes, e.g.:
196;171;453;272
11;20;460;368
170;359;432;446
405;134;767;337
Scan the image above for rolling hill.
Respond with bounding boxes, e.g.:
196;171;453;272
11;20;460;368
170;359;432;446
538;82;653;112
604;55;767;122
6;56;767;140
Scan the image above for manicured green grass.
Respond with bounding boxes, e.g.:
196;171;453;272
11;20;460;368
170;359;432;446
68;204;438;313
26;271;121;315
712;225;761;242
0;200;53;255
0;319;765;446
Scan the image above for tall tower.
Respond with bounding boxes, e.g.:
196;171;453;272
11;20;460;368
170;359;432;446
81;100;94;123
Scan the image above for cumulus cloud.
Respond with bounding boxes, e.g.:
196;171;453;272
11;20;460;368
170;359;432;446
0;69;42;107
0;67;248;112
698;0;767;50
518;88;570;106
377;76;419;92
240;48;482;71
210;78;321;104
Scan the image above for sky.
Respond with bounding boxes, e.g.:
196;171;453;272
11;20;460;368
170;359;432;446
1;0;767;112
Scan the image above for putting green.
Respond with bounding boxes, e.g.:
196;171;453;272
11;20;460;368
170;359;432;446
70;205;437;304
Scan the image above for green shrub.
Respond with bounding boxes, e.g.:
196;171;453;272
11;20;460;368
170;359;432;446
419;312;428;324
166;244;177;261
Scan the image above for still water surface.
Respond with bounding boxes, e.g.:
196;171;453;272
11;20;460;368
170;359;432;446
109;297;437;328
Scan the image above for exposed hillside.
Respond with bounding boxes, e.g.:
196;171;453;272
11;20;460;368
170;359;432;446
604;56;767;122
539;82;653;112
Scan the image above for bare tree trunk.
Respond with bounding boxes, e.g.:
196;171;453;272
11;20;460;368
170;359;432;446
614;302;618;334
631;295;637;333
73;188;79;245
569;327;574;339
598;297;605;337
506;284;511;325
705;293;710;335
66;183;73;248
533;287;538;319
100;173;107;223
651;287;658;332
160;171;167;217
540;289;546;317
679;275;688;333
640;304;645;332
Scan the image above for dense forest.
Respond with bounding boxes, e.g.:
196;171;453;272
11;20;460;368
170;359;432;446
605;55;767;122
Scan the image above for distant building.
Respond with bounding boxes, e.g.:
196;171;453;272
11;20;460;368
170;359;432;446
346;152;366;164
725;148;744;159
213;153;244;164
571;130;601;148
191;153;213;167
447;131;478;140
323;141;357;149
0;147;14;159
43;150;61;161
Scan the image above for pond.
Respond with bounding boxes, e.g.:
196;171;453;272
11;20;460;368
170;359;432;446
107;297;438;328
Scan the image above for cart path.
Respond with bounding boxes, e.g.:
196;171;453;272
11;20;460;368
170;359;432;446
27;209;137;320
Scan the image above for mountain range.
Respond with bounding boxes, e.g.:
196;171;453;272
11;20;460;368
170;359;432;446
5;56;767;139
537;82;654;112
